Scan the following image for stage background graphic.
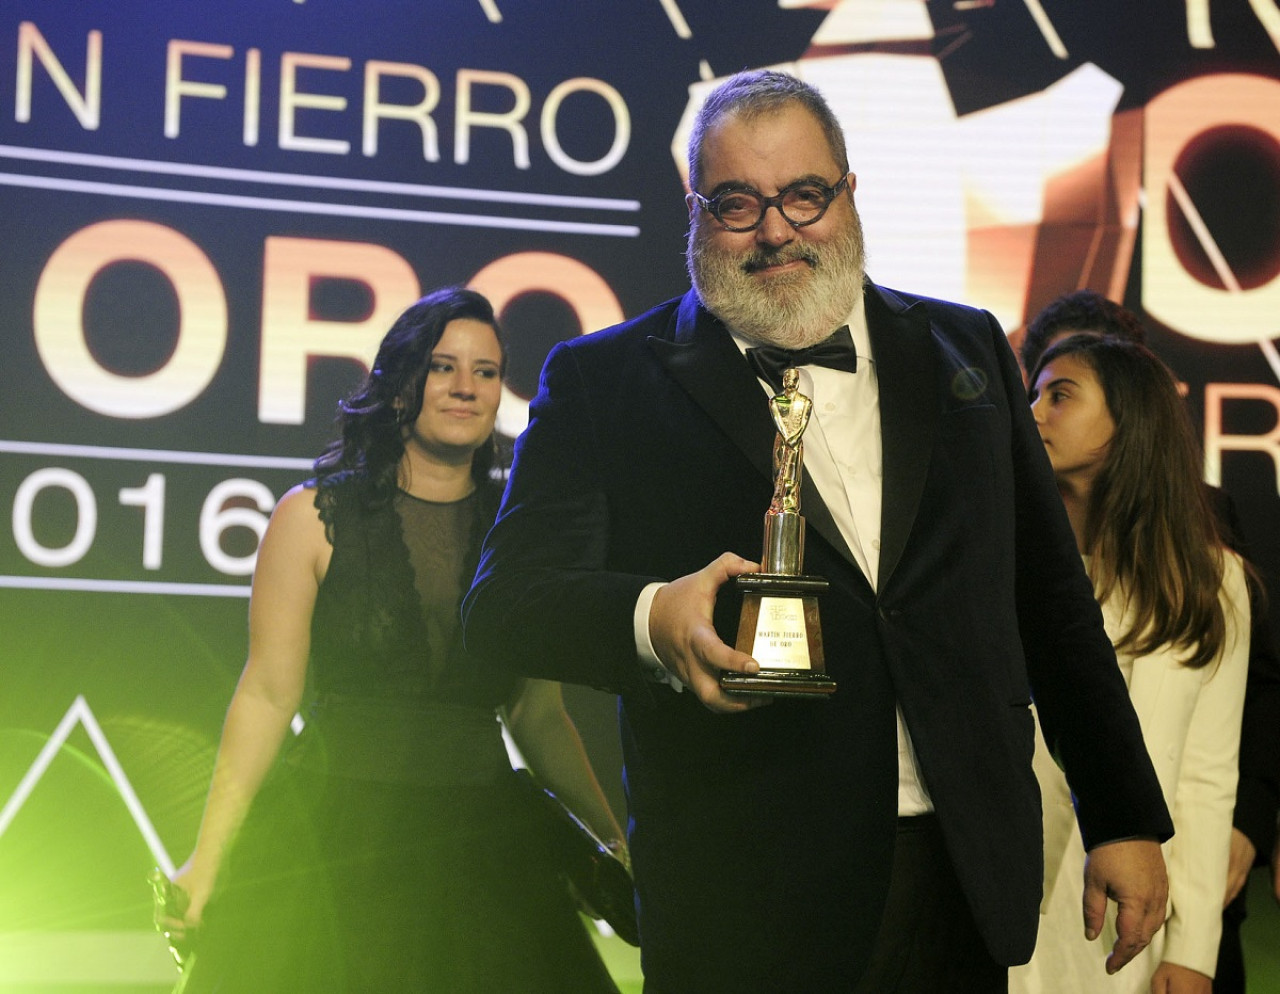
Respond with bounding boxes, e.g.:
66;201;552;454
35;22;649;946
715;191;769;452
0;1;1278;989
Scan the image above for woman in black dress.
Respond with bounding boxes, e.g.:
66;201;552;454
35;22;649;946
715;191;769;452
159;287;624;992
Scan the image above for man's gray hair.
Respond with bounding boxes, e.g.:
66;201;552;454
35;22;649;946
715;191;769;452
686;69;850;193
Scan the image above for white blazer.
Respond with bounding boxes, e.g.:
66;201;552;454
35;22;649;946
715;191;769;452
1036;550;1251;975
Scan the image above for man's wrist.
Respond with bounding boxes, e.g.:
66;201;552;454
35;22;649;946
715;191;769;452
1085;835;1161;851
634;581;684;691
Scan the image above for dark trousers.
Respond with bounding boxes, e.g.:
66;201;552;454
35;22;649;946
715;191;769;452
851;814;1008;994
1213;884;1248;994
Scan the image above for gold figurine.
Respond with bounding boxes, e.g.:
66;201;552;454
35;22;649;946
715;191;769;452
769;368;811;516
724;366;836;698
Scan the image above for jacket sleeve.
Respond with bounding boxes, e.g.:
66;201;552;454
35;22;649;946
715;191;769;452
1163;552;1251;974
462;338;660;696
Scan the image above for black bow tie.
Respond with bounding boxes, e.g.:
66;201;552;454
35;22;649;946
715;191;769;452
745;326;857;392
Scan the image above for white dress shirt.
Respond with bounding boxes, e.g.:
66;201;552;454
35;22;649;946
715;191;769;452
635;295;934;816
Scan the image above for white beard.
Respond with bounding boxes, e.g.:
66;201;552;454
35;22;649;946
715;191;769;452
688;208;866;349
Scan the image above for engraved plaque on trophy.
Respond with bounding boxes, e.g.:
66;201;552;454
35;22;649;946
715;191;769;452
722;368;837;698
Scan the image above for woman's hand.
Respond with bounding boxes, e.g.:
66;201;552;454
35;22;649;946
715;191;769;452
1223;827;1256;906
149;859;213;971
1149;961;1211;994
163;859;214;933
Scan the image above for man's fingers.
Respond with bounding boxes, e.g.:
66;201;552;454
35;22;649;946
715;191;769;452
649;552;771;713
700;686;765;713
686;668;759;713
685;627;763;712
1105;897;1163;975
707;551;760;585
691;625;757;675
1081;880;1106;942
1080;838;1168;974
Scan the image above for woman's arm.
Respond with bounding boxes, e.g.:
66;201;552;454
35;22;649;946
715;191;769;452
1161;553;1252;976
166;484;329;930
503;679;625;854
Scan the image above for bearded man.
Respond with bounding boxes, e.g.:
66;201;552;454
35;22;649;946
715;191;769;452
463;70;1173;994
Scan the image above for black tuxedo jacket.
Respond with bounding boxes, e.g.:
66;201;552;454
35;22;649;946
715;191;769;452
464;284;1172;992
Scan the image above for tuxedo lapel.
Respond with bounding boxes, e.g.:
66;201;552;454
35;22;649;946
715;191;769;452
647;292;859;571
867;284;938;591
646;292;775;483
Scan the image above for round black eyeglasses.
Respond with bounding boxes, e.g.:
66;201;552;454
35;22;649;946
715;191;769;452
692;176;849;233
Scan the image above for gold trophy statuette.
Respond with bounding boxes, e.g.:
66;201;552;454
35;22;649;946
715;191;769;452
722;368;836;698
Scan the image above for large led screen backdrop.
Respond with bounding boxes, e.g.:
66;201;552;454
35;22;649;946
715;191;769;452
1;1;1278;987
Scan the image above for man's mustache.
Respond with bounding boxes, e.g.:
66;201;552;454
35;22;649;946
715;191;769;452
741;247;819;273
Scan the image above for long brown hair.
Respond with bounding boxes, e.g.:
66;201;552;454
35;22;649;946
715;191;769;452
1031;335;1226;668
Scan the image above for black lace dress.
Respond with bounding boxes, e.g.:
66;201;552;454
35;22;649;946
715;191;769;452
179;478;619;993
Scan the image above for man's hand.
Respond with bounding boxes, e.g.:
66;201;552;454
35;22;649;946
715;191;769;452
1149;961;1212;994
650;552;762;713
1223;827;1256;907
1082;838;1169;975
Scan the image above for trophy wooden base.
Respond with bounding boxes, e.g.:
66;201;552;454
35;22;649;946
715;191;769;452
725;573;836;698
719;670;838;698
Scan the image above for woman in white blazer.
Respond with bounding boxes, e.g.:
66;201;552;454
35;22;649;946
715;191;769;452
1011;335;1251;994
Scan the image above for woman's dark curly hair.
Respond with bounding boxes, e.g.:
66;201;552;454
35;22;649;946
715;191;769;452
312;286;506;506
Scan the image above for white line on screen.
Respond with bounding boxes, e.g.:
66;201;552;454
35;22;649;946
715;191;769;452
0;143;640;212
0;171;642;237
0;576;251;597
0;439;314;470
